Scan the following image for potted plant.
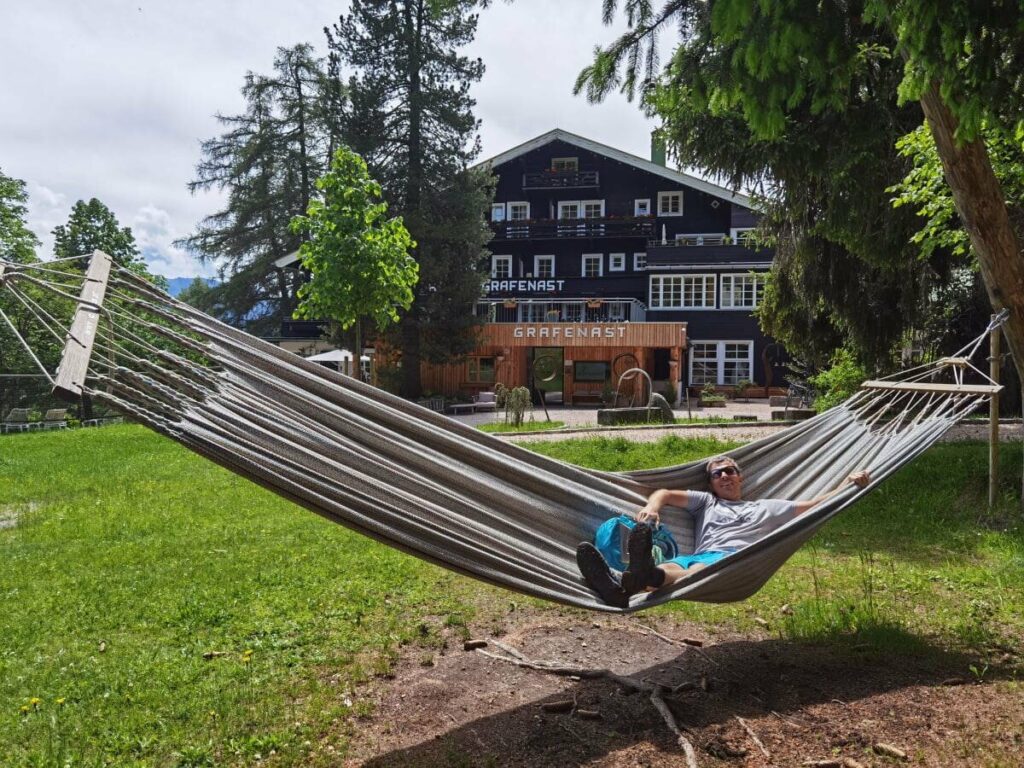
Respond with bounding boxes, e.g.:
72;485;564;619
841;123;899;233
734;379;751;402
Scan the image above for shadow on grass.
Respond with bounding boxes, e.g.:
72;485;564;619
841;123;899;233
355;623;1012;768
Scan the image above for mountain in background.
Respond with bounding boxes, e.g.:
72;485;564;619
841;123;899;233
166;277;217;297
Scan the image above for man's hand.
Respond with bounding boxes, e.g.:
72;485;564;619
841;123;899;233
635;503;661;526
847;470;870;488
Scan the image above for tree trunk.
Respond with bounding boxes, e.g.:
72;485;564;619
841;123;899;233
919;85;1024;383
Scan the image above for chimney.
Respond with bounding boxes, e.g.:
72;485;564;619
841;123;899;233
650;130;666;167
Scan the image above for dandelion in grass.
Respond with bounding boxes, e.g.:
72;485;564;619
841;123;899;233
55;698;65;706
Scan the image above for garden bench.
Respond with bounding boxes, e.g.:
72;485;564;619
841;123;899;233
1;408;37;433
473;392;497;412
42;409;68;430
446;402;476;415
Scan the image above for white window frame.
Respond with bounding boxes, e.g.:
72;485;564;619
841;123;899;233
657;191;684;217
681;274;716;309
581;199;605;219
633;252;647;271
648;275;683;309
551;157;579;171
558;200;581;220
533;254;555;279
581;253;603;278
674;232;728;246
491;254;512;279
689;341;754;386
609;253;626;272
491;203;506;222
634;198;651;216
720;272;764;309
507;201;530;221
730;227;755;245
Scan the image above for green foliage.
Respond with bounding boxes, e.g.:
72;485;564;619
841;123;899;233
52;198;145;272
327;0;494;396
181;44;341;333
291;147;418;356
503;385;530;428
810;348;868;412
476;420;564;434
0;169;39;264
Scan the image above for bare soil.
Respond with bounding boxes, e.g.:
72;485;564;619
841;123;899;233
336;611;1023;768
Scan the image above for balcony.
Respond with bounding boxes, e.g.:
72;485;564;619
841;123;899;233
475;297;647;323
522;170;599;189
646;236;772;268
492;216;655;241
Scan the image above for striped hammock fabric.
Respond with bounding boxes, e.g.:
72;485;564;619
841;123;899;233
0;252;1001;612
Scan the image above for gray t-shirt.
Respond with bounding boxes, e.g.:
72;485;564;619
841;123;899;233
685;491;797;553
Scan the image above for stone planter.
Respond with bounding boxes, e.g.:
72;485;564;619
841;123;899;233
699;398;727;408
597;407;675;426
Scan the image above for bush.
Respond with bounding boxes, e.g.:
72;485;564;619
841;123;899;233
661;381;678;405
504;386;531;427
811;348;868;412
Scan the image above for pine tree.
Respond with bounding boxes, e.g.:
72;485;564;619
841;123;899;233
180;44;342;334
327;0;493;398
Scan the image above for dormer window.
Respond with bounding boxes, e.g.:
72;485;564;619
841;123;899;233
657;191;684;217
551;157;578;171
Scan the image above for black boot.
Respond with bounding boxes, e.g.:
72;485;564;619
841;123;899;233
576;542;630;608
621;523;663;594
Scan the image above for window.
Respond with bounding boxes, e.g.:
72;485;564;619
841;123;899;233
508;201;530;221
689;341;753;385
609;253;625;272
534;255;555;278
491;203;506;222
491;254;512;279
558;201;580;219
582;254;603;278
582;200;604;219
649;274;715;308
551;157;578;171
649;275;682;309
720;273;764;308
634;198;651;216
467;357;496;384
633;252;647;271
523;302;549;322
657;191;683;216
574;361;610;382
682;274;715;308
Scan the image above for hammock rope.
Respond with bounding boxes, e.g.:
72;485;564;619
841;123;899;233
0;252;1005;612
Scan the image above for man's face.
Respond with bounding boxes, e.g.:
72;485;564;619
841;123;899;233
708;460;742;501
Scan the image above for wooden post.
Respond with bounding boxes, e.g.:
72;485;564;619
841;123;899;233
989;316;1001;509
53;250;113;402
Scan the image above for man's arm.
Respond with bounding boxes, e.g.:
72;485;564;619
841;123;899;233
636;488;692;525
792;470;871;516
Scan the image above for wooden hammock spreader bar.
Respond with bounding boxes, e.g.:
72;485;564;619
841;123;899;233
53;250;113;401
860;380;1002;395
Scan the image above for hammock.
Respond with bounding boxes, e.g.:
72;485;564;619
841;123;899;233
0;252;1003;612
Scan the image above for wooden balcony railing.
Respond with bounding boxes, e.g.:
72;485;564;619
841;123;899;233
492;216;654;240
522;170;599;189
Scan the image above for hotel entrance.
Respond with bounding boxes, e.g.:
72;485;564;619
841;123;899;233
529;347;563;405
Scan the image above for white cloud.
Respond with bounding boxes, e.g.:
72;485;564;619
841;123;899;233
3;1;679;278
132;204;215;279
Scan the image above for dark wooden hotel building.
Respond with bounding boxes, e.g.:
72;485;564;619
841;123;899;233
419;129;782;405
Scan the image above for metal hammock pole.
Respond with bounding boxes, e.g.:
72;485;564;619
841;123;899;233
990;315;1001;510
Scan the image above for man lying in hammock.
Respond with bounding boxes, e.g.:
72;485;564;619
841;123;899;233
577;455;871;607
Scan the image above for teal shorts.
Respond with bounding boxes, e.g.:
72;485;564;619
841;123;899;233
665;549;736;569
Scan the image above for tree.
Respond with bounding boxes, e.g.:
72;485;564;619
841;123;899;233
52;198;142;269
578;0;1024;381
180;44;343;334
290;147;418;361
0;169;39;265
327;0;494;398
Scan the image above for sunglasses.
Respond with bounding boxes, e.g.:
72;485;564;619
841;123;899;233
710;466;739;479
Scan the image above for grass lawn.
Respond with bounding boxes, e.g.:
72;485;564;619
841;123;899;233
475;420;565;433
1;426;1022;766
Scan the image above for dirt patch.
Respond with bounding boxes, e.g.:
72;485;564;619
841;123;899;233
0;501;36;530
336;612;1023;767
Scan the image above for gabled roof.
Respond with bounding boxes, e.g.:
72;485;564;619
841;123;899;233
477;128;753;209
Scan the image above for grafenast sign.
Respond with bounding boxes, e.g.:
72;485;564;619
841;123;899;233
513;325;626;339
487;279;566;293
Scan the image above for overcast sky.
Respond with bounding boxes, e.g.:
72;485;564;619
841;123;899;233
1;1;668;279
